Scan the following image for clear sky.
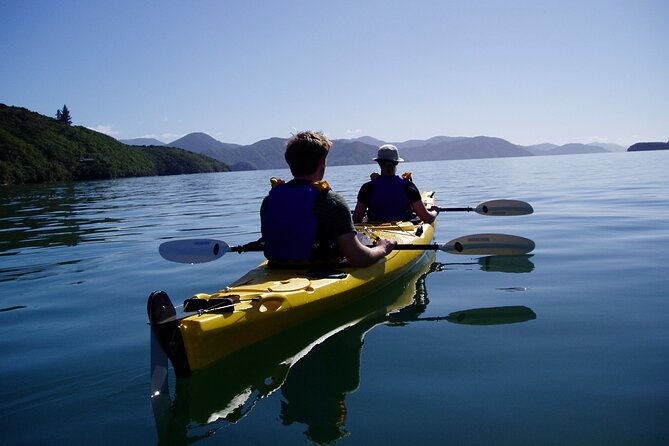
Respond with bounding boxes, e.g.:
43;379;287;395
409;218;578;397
1;0;667;147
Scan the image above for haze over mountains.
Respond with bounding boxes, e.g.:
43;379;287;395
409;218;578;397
120;133;628;171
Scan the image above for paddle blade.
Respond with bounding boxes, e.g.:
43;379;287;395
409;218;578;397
474;199;534;216
159;239;230;263
441;233;535;255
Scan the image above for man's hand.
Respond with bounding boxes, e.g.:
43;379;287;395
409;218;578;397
375;237;397;255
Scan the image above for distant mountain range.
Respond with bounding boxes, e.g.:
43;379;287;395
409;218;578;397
120;133;632;171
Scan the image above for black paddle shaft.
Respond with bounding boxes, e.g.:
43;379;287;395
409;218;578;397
390;244;440;251
436;207;473;212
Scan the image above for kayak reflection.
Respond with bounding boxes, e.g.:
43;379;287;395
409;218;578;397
279;315;364;443
153;253;536;445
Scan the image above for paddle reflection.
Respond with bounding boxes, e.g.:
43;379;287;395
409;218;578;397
153;253;536;445
428;254;535;274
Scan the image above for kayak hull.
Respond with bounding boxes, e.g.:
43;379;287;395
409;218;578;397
149;192;437;377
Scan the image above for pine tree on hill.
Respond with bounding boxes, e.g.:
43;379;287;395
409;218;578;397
56;104;72;125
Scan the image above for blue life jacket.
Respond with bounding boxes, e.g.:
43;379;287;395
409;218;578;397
368;175;412;222
262;181;321;261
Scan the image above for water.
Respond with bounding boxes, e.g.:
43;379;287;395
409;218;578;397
1;151;668;445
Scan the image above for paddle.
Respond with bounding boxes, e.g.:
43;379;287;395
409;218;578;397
159;233;535;264
435;233;535;255
158;239;231;264
435;199;533;216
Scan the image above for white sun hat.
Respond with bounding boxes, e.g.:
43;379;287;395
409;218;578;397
373;144;404;162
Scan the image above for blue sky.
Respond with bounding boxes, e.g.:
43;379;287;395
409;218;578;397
1;0;667;147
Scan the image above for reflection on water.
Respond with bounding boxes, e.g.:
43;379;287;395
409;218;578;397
427;255;535;275
2;153;668;445
477;254;534;273
153;253;536;445
0;182;121;253
0;173;269;284
387;257;534;326
280;318;363;444
442;306;536;325
0;305;27;312
1;183;114;283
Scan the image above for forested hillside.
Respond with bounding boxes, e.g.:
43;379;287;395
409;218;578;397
0;104;229;185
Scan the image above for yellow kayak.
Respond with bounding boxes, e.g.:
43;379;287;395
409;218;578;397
152;252;436;440
149;192;437;377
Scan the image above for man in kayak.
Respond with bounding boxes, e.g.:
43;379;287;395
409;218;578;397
261;131;396;267
352;144;437;223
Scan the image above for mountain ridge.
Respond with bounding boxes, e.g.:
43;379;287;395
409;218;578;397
150;132;621;171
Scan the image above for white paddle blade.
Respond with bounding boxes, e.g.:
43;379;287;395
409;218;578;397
475;200;534;216
159;239;230;263
441;233;535;255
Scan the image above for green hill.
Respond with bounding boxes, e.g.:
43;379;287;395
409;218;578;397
0;104;230;185
627;142;669;152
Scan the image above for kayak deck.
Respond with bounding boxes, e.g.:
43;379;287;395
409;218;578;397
149;192;437;376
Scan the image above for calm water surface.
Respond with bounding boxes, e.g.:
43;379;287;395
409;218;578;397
1;152;668;445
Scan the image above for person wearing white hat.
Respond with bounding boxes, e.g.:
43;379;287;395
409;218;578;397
352;145;437;223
